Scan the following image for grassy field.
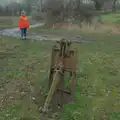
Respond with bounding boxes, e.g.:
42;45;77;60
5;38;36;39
0;33;120;120
0;16;37;29
101;12;120;24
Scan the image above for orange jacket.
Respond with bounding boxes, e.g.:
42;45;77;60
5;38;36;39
18;15;29;28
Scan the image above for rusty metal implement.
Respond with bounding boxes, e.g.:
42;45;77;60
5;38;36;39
41;38;77;113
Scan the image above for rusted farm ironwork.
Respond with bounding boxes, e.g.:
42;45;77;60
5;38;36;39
41;38;77;113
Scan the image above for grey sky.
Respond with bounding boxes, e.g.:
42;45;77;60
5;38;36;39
0;0;21;5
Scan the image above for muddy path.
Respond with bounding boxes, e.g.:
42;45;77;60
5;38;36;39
0;23;64;40
0;24;42;37
0;23;94;43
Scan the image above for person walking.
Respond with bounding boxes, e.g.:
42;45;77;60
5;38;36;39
18;11;29;40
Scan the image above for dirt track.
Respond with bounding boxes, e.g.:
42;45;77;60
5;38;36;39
0;23;65;41
0;23;94;43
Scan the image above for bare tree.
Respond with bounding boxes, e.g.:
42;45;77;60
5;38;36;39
92;0;105;10
44;0;64;27
112;0;118;12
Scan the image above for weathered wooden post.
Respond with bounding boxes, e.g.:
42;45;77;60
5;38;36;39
41;38;77;113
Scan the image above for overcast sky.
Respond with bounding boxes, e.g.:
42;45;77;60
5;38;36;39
0;0;21;5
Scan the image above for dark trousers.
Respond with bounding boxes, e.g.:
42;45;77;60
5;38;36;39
20;28;27;39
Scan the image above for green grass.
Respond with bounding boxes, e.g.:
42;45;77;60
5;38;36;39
0;37;52;119
101;12;120;24
30;25;94;38
60;34;120;120
0;34;120;120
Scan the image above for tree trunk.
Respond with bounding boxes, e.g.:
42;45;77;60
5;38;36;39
112;0;117;12
94;1;101;10
45;10;54;28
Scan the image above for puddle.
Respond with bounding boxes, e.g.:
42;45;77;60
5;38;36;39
0;23;63;41
0;24;42;37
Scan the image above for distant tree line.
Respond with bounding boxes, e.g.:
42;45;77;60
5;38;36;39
0;1;32;16
0;0;119;16
43;0;120;27
0;0;120;27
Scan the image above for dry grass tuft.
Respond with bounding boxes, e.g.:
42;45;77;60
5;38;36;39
61;20;120;35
